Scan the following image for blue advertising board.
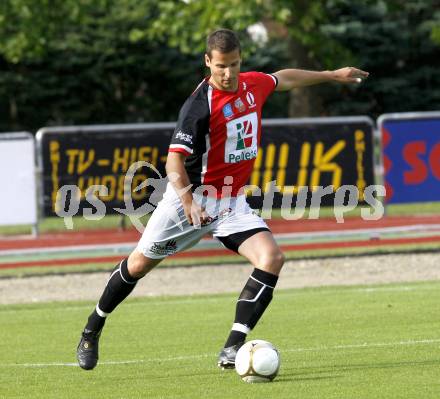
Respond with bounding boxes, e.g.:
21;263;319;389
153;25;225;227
379;112;440;204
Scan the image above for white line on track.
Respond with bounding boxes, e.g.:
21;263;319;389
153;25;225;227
1;223;440;257
0;242;138;257
1;338;439;368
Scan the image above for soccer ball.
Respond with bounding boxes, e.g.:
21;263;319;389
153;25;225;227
235;340;280;383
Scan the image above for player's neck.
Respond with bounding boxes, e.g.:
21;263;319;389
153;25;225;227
208;77;238;92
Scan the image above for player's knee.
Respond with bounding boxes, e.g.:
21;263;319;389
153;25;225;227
258;250;285;274
272;251;285;270
128;262;146;279
127;251;159;279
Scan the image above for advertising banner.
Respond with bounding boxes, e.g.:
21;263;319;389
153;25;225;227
0;132;37;226
379;112;440;204
248;117;375;209
37;118;375;217
37;124;173;217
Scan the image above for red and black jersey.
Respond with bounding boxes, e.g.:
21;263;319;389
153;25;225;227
169;72;277;197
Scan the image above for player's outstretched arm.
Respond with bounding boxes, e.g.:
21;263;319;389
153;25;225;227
273;67;369;91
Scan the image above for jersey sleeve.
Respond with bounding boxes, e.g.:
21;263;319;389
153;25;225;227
249;72;278;102
169;98;198;156
169;92;208;157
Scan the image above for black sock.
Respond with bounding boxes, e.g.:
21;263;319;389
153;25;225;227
85;309;106;333
224;268;278;348
84;258;139;332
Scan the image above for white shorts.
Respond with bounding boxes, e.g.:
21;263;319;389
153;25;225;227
137;183;269;259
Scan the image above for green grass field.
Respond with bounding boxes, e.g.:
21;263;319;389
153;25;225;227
1;280;439;398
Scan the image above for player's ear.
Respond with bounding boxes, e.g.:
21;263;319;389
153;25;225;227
205;53;211;67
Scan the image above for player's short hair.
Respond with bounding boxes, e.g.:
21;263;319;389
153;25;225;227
206;29;241;58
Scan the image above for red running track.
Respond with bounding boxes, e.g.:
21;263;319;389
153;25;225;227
1;215;440;251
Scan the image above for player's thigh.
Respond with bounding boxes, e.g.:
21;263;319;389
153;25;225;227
213;205;284;275
137;210;208;259
136;189;212;266
238;231;284;276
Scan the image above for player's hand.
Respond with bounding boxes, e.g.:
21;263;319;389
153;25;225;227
184;201;211;228
331;67;369;84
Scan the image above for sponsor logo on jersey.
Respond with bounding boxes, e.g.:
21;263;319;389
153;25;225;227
222;103;234;119
224;112;258;164
235;120;254;150
175;130;193;144
246;91;256;108
234;98;246;113
150;239;178;255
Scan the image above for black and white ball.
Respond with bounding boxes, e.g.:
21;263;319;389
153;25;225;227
235;340;280;383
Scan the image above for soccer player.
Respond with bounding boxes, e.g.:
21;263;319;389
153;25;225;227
76;29;368;370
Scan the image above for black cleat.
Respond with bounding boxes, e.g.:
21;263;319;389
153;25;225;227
217;341;244;369
76;329;101;370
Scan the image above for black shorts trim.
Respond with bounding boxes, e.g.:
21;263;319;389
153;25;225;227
216;227;270;253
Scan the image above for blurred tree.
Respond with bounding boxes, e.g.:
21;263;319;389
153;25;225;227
0;0;353;130
0;0;438;131
320;0;440;116
144;0;440;118
0;0;82;63
0;0;204;130
145;0;354;116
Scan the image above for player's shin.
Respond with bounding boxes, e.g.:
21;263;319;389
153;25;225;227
84;258;139;333
224;268;278;348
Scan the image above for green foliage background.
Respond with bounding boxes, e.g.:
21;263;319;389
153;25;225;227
0;0;439;132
